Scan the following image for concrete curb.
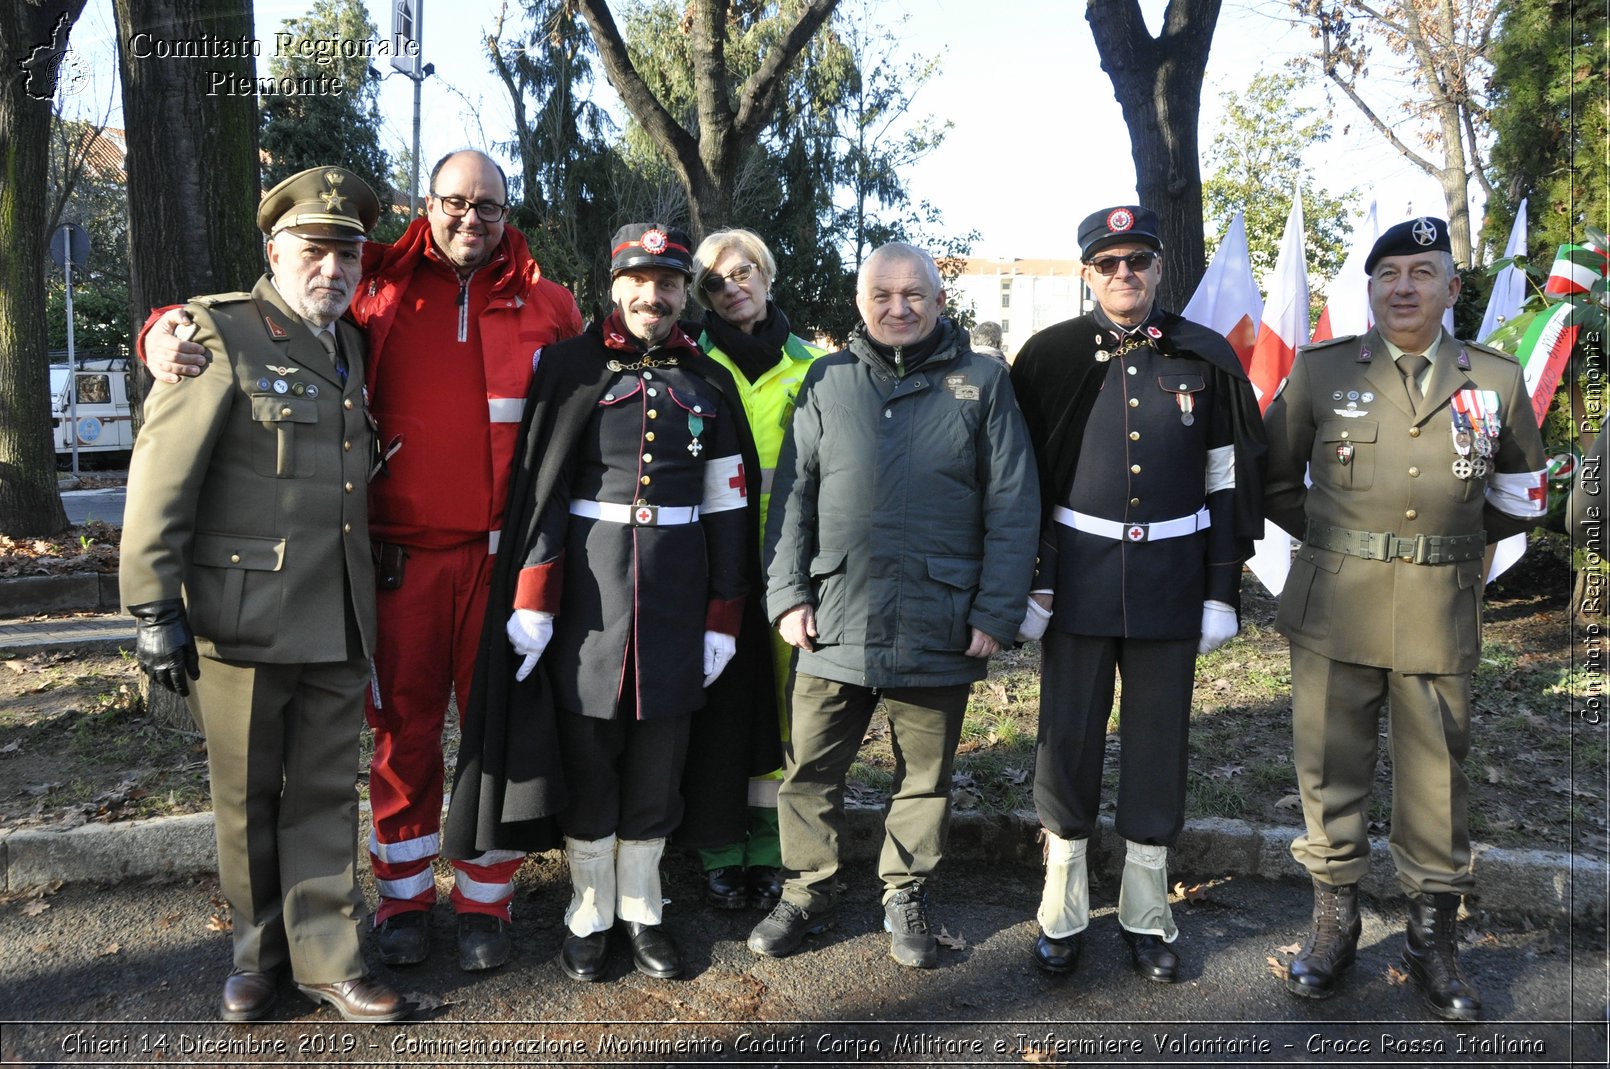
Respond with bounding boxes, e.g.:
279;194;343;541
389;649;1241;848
3;803;1601;927
0;574;121;616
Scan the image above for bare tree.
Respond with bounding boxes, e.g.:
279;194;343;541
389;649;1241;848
1086;0;1224;310
1291;0;1499;265
0;1;88;536
569;0;841;235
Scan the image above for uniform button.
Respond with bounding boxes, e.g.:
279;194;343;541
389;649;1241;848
1408;466;1420;477
1129;431;1140;441
344;481;354;492
343;440;351;451
636;498;648;507
1126;365;1138;376
343;399;353;410
1409;427;1421;438
343;523;352;533
647;388;658;397
647;409;658;419
1128;398;1139;408
1405;509;1417;520
642;371;653;380
1130;464;1141;474
645;431;655;442
230;554;241;564
640;475;651;485
693;405;703;413
1340;430;1350;439
885;410;892;418
1130;497;1140;507
280;406;292;416
642;453;653;463
605;394;615;401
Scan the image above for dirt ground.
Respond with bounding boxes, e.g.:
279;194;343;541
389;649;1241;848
1;531;1600;862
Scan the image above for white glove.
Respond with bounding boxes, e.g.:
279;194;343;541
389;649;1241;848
702;630;737;687
1016;596;1053;642
1198;600;1238;654
506;609;555;682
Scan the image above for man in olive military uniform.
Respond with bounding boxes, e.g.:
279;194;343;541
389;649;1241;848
1264;217;1548;1020
120;167;407;1024
1009;207;1265;983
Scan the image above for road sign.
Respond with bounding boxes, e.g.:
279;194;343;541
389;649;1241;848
49;222;89;269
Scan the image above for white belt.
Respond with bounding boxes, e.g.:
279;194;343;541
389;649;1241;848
569;499;700;526
1053;505;1210;543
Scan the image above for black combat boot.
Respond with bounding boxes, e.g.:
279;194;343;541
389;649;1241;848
1286;879;1361;999
1402;893;1482;1021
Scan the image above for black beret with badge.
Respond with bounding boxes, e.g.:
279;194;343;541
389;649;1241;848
1364;215;1451;274
256;166;380;241
1078;205;1164;260
610;222;695;278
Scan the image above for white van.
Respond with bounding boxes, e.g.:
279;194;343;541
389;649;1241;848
51;356;134;456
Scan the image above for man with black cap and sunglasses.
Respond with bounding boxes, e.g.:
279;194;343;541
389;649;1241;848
446;223;762;984
1264;216;1546;1020
1009;205;1266;984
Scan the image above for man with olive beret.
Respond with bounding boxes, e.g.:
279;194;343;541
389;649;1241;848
121;166;407;1023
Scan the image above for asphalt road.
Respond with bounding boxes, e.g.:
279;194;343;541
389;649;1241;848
60;488;126;527
1;854;1603;1067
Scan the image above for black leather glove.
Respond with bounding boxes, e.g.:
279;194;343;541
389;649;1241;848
128;599;201;696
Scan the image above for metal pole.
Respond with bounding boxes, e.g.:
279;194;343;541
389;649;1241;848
65;256;79;478
410;71;422;218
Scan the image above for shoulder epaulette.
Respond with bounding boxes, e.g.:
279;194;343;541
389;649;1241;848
1298;334;1356;352
189;292;253;309
1464;339;1520;364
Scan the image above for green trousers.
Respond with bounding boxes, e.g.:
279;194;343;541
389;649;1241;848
777;673;969;911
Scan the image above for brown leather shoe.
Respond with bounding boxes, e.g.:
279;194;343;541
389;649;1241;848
220;969;278;1022
296;975;409;1023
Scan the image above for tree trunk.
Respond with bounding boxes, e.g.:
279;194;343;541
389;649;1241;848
112;0;259;728
1086;0;1223;311
0;0;86;537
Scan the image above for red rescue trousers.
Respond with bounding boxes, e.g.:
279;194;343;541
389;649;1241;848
366;539;524;923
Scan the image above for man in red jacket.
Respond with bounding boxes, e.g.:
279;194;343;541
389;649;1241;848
142;150;583;972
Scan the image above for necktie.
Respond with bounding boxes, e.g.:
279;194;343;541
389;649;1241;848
318;330;348;385
1399;352;1429;409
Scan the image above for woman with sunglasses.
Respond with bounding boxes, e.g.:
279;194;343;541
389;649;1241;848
677;228;827;913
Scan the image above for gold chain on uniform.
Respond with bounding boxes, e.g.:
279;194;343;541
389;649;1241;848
1110;332;1153;361
606;354;680;372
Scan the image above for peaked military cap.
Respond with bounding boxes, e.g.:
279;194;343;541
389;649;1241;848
1078;205;1163;260
610;223;695;278
1365;216;1452;274
257;166;380;241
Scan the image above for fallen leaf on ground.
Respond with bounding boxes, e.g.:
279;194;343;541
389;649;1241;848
1173;881;1209;903
1276;794;1303;810
1276;941;1301;955
936;926;968;950
20;900;49;917
98;943;121;956
1265;955;1286;979
206;914;233;932
1211;764;1244;778
1385;962;1409;985
0;739;20;754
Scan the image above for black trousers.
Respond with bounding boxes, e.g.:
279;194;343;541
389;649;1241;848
1033;631;1197;846
555;709;691;841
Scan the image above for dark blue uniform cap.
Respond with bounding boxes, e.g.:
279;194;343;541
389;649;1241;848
611;223;695;278
1078;205;1163;260
1365;216;1452;274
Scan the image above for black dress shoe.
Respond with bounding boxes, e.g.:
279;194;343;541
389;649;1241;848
623;920;683;979
561;930;611;982
1033;929;1082;974
1121;929;1179;983
296;975;409;1023
375;910;430;966
220;969;278;1022
457;912;511;972
747;866;783;910
704;866;748;910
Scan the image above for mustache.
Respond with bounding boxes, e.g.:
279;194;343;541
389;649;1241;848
630;300;672;316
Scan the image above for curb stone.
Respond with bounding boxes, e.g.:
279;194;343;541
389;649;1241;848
2;803;1600;927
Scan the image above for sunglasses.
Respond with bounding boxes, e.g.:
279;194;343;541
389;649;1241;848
700;262;758;294
1086;251;1158;275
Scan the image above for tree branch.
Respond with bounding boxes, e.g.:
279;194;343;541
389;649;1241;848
733;0;841;140
1323;63;1440;174
572;0;701;175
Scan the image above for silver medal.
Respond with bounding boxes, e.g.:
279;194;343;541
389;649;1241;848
1451;456;1473;479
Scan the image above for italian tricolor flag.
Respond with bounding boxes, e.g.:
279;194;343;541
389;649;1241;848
1514;243;1609;425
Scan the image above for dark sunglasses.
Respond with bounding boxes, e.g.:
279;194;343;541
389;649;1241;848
700;262;757;294
1086;251;1158;275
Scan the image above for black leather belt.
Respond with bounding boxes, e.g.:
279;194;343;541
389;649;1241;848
1304;522;1485;565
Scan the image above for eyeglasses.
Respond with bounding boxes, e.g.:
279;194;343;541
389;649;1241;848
431;194;508;222
1086;251;1158;276
700;262;758;294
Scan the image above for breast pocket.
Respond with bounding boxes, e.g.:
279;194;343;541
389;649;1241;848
251;394;318;478
1315;418;1377;491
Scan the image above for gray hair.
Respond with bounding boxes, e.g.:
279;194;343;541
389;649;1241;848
858;242;942;297
691;228;777;309
971;321;1003;349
